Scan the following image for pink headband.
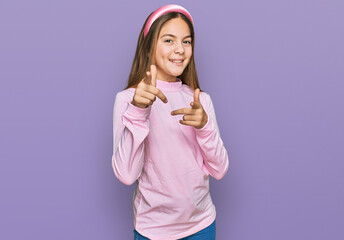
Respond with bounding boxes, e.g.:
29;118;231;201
144;4;194;37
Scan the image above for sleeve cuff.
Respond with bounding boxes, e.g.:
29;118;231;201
124;102;151;121
195;115;214;136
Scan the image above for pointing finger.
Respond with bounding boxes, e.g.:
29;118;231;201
156;88;168;103
142;84;168;103
171;108;194;115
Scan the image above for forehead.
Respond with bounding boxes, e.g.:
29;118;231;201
159;18;191;37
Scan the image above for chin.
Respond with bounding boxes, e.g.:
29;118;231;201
170;72;183;77
170;68;186;76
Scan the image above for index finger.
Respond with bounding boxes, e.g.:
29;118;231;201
171;108;193;115
144;84;168;103
155;87;168;103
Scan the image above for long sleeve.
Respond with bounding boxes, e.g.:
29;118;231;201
195;93;229;180
111;91;151;185
116;80;224;239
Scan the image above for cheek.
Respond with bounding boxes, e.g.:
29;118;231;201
156;48;170;61
187;48;193;57
162;48;172;58
185;50;192;63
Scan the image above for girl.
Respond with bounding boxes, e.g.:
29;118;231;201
112;4;229;240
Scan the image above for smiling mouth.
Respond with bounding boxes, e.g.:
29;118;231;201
169;59;184;66
170;59;184;62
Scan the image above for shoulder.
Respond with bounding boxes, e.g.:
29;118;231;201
182;84;194;96
115;88;135;102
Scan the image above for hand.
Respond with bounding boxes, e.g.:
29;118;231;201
171;88;208;129
131;65;168;108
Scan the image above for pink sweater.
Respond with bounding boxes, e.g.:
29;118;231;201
112;78;229;240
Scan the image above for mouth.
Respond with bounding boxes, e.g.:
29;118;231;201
169;59;184;66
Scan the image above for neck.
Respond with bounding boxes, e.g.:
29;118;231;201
156;78;182;92
156;73;177;82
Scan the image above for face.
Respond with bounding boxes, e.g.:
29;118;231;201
154;17;192;82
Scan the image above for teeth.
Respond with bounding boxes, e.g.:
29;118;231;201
170;60;183;63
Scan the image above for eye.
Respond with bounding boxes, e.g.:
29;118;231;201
165;39;172;43
184;40;192;44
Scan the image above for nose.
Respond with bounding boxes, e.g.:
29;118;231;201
174;41;184;54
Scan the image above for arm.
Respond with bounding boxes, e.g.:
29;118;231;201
112;91;151;185
195;93;229;180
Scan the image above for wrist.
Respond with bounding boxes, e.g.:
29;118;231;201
131;100;148;109
196;112;208;129
202;112;208;128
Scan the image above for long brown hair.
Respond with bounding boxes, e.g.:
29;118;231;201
124;11;201;91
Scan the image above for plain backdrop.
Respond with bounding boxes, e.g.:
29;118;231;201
0;0;343;239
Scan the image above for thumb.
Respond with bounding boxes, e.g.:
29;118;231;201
194;88;200;103
150;65;157;87
191;88;201;109
142;71;151;84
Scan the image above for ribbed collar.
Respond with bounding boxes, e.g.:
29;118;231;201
156;78;183;92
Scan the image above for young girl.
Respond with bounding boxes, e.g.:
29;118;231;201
112;4;229;240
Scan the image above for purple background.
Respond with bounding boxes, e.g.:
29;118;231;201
1;0;343;239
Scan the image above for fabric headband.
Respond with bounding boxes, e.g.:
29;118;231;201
144;4;194;37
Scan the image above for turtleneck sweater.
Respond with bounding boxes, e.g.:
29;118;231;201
112;78;229;240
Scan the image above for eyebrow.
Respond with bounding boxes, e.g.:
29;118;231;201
160;34;192;39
